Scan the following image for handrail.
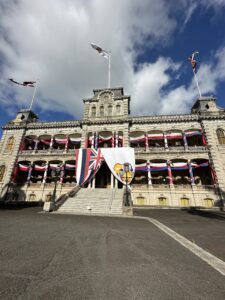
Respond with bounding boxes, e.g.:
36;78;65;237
54;185;81;210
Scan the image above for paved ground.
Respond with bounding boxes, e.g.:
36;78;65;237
0;206;225;300
134;208;225;261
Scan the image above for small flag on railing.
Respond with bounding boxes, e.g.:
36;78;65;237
9;78;36;87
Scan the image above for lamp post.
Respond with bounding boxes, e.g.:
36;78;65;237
124;163;130;206
51;168;61;210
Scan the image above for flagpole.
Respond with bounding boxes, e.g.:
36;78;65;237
108;52;111;88
193;70;202;98
29;80;39;111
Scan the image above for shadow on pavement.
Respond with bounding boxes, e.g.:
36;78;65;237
186;208;225;221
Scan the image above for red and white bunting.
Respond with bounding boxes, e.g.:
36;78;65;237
18;164;30;171
130;135;145;142
55;138;67;144
34;165;46;171
166;133;183;139
148;133;164;140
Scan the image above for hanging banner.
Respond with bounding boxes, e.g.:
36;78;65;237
101;148;135;185
76;148;103;186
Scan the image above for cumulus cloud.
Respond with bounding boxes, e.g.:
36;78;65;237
0;0;225;119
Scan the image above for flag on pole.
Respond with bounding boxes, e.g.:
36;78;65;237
188;51;199;73
90;43;110;59
9;78;36;87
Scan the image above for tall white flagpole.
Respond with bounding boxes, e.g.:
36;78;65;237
29;80;39;111
193;70;202;98
108;52;111;88
189;51;202;98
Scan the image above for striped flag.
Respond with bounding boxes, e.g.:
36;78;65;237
9;78;36;87
90;43;110;59
76;148;103;186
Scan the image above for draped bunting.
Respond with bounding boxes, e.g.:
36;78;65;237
166;133;183;139
18;164;30;171
70;137;81;144
34;165;46;171
135;163;148;172
40;139;50;145
130;135;145;142
55;138;67;144
170;162;188;170
49;164;62;169
65;163;76;169
135;161;209;172
185;131;202;137
148;133;164;140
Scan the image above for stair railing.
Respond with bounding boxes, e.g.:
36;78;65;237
54;185;81;211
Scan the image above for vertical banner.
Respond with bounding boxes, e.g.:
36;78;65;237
101;148;135;185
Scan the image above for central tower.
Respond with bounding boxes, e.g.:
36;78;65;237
82;87;130;120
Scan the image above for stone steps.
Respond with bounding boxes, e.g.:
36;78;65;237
57;188;124;215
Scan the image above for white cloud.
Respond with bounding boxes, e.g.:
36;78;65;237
0;0;225;120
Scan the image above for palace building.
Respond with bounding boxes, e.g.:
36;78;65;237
0;87;225;212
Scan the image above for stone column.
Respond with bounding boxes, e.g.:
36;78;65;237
145;133;148;152
167;161;173;185
183;131;188;150
91;132;94;149
33;139;39;152
188;160;195;185
65;136;69;153
147;160;152;185
95;132;98;149
27;162;33;183
42;162;49;184
111;173;114;188
49;135;54;152
116;131;118;148
164;132;168;149
92;177;96;188
60;163;65;184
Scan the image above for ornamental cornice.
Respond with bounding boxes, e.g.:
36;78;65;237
130;114;199;124
83;96;130;103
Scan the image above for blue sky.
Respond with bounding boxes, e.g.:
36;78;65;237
1;0;225;138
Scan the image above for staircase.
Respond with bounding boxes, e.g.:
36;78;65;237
57;188;124;215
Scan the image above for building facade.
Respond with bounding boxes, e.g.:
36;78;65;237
0;87;225;209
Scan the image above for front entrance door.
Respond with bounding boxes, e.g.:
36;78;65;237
95;162;111;188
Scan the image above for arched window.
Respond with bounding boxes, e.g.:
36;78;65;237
204;198;213;208
116;104;121;115
0;165;6;182
108;105;112;116
5;136;14;153
217;128;225;145
100;106;104;117
158;197;167;206
91;106;96;117
29;193;36;201
180;197;189;207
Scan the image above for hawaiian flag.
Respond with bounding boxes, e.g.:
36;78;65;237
76;148;103;186
90;43;110;59
9;78;36;87
188;51;198;73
